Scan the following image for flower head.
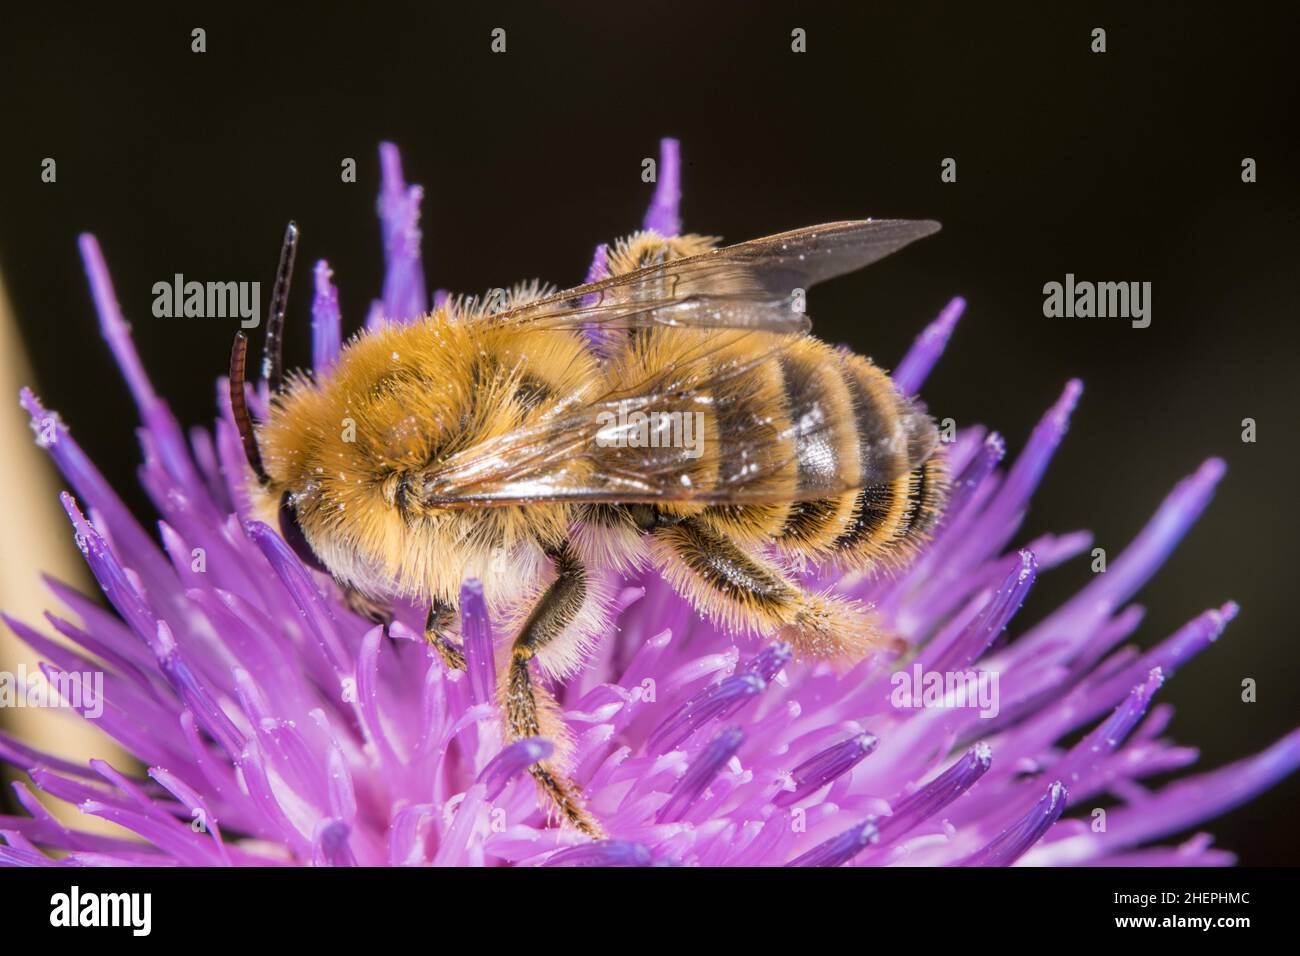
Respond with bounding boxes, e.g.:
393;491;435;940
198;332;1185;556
2;139;1296;867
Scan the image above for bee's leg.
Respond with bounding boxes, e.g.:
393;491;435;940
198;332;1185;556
424;598;465;670
341;584;393;629
649;517;878;659
501;544;605;838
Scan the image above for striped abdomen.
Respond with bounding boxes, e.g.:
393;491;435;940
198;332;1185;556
691;333;948;572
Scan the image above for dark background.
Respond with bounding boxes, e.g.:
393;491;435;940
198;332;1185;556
1;2;1297;863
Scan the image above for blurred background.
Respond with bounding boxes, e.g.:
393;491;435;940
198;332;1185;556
1;2;1297;862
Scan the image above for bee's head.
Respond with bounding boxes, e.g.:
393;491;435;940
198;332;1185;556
230;222;471;596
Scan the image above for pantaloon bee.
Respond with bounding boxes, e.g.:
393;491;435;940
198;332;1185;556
230;218;946;837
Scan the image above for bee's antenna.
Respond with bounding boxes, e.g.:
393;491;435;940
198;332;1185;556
230;330;270;486
262;221;299;395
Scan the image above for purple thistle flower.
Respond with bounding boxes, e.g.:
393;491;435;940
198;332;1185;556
2;139;1297;868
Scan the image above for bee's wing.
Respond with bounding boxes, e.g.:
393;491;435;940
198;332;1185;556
495;219;941;335
412;329;939;508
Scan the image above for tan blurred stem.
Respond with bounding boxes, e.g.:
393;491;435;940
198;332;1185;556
0;268;136;839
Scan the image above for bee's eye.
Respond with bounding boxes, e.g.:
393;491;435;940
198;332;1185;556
278;492;329;574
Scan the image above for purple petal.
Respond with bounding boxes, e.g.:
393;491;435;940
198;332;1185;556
894;296;965;396
776;732;878;807
642;138;681;235
878;743;993;844
656;727;744;823
378;141;429;322
478;738;554;800
545;840;656;867
311;260;342;372
786;819;880;868
959;781;1068;866
649;673;766;753
459;579;496;705
312;819;359;867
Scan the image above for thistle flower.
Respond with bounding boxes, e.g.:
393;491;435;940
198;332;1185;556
2;140;1296;868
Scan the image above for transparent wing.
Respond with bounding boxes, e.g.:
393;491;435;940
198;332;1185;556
494;219;941;336
410;329;939;508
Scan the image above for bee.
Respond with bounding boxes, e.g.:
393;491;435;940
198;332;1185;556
229;217;946;838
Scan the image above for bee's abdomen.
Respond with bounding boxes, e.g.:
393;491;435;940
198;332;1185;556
617;329;945;572
781;339;864;493
693;336;797;544
760;339;865;552
772;345;947;571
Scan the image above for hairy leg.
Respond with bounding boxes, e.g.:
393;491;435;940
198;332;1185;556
648;515;877;660
342;584;393;627
424;597;465;670
500;544;604;838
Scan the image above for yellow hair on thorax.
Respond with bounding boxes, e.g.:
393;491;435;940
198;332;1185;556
255;300;599;604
